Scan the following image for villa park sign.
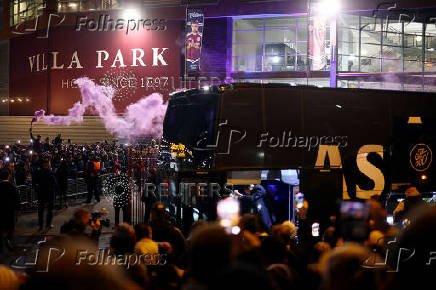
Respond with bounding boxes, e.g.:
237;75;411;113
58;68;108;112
28;48;169;72
9;17;181;115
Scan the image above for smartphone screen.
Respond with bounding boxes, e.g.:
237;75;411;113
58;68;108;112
217;197;240;232
296;192;304;209
312;222;320;237
340;201;370;242
340;201;370;220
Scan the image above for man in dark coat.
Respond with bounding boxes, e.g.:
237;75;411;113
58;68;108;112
34;160;58;230
150;202;187;269
29;128;42;153
54;133;63;146
394;186;428;223
240;184;272;230
14;160;27;186
0;169;20;253
56;155;76;208
114;182;129;225
85;153;100;203
142;168;158;222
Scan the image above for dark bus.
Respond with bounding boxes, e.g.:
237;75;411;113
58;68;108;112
162;83;436;228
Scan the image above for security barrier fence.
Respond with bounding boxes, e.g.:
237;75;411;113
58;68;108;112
17;173;115;210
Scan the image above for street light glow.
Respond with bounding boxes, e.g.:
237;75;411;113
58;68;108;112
123;8;141;20
314;0;341;17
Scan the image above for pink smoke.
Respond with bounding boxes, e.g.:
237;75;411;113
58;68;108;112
31;77;168;140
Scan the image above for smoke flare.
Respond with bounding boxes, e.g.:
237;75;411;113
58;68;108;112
31;77;168;140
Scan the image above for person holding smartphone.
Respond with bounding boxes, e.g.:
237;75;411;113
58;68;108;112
238;184;272;230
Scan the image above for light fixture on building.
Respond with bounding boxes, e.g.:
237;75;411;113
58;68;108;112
421;174;428;181
313;0;341;17
416;35;422;42
123;8;141;20
272;56;280;64
408;116;423;124
68;2;78;8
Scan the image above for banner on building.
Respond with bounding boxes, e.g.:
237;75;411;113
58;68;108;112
309;14;327;71
185;8;204;73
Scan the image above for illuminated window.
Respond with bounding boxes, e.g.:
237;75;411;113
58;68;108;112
232;16;310;72
9;0;45;26
337;12;434;74
57;0;119;13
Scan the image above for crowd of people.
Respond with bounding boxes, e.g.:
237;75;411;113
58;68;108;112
0;130;133;241
0;131;435;290
0;188;434;290
1;129;129;188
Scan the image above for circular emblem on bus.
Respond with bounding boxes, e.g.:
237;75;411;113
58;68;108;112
410;143;433;172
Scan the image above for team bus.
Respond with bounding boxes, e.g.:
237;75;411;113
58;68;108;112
162;83;436;230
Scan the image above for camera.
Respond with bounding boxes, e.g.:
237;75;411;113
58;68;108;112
89;209;111;228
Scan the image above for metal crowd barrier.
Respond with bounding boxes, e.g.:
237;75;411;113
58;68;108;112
17;184;37;210
66;178;88;198
18;174;115;210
